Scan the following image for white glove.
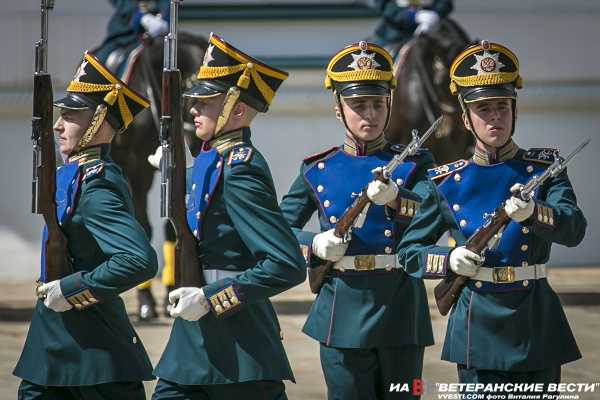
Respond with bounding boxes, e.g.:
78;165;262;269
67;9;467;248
366;168;399;206
414;10;440;35
449;247;483;277
312;229;349;262
147;144;195;169
504;183;535;222
147;145;162;169
140;13;169;38
37;280;72;312
168;287;210;321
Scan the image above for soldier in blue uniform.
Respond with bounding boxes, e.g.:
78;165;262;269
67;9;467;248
93;0;169;78
14;52;157;399
398;41;587;394
371;0;454;48
280;41;448;400
151;33;306;400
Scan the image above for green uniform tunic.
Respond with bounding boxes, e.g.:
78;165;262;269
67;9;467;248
153;128;306;386
14;144;157;386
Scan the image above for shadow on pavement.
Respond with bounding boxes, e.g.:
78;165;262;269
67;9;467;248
2;293;599;322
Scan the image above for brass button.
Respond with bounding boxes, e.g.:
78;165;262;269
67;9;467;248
521;244;529;251
204;194;210;202
527;165;534;173
396;178;404;186
216;161;222;168
317;185;324;192
459;219;467;228
384;229;392;237
329;216;337;224
452;204;460;212
192;184;196;191
475;281;482;288
133;336;137;344
522;227;530;234
384;246;393;254
522;261;529;267
324;200;331;208
318;162;325;170
193;229;198;237
454;174;461;182
196;211;201;219
523;280;529;287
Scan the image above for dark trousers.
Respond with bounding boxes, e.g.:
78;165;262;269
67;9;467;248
151;378;287;400
457;364;561;395
18;380;145;400
320;344;425;400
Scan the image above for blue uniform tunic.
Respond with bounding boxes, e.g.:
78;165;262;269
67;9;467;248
398;145;586;371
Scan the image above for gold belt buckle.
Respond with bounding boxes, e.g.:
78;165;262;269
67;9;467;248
493;266;515;283
354;255;376;271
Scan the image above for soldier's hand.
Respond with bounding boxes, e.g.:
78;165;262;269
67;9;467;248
312;229;350;262
147;146;162;169
449;247;483;277
37;280;72;312
168;287;210;321
140;13;169;38
414;10;440;36
367;168;399;206
147;144;195;169
504;183;535;222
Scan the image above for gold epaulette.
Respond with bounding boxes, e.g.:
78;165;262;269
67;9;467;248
427;159;468;181
523;148;558;165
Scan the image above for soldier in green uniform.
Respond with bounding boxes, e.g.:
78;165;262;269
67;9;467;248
151;33;306;399
14;52;157;399
398;40;587;394
279;41;449;400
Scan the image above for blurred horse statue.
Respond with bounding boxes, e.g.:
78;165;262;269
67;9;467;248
385;19;473;164
109;33;207;238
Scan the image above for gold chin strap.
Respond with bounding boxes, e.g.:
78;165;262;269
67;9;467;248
214;87;241;137
73;104;108;154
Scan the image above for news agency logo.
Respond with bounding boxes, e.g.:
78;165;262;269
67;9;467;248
389;379;426;396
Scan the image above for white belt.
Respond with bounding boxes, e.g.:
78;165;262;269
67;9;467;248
203;269;244;285
333;254;401;272
470;264;547;284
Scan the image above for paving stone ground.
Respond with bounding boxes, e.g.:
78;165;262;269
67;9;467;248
1;267;599;399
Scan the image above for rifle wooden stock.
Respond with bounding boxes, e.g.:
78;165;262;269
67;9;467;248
308;172;387;293
433;205;510;316
34;73;72;282
161;70;205;288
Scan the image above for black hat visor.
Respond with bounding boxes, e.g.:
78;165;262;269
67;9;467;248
53;93;91;110
461;84;516;103
337;82;390;98
183;80;229;99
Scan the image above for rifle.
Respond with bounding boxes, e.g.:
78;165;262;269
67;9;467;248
160;0;205;288
308;116;443;293
433;138;591;316
32;0;72;286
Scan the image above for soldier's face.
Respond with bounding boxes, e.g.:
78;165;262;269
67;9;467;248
189;95;224;141
54;109;93;156
464;98;513;148
339;96;388;142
